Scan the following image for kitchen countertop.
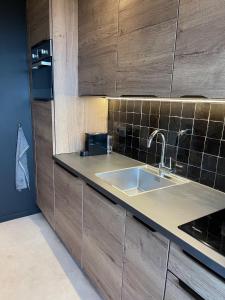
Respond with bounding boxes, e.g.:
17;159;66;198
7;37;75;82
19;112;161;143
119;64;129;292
54;152;225;279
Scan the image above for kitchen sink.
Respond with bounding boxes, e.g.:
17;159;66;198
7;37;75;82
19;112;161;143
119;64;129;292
96;165;188;196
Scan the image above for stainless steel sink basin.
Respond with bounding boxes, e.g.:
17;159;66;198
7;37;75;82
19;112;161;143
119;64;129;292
96;165;188;196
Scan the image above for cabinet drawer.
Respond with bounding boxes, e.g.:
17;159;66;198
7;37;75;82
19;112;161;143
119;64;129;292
83;184;126;300
54;164;83;265
165;272;198;300
168;242;225;300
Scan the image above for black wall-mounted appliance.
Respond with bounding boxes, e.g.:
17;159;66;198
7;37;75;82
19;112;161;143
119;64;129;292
31;40;53;101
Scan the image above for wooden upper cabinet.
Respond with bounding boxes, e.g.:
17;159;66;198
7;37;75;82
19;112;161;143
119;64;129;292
78;0;119;96
117;0;179;97
171;0;225;98
122;214;169;300
27;0;51;47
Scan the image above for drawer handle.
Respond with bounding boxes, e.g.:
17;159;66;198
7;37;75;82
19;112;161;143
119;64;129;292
133;216;156;232
86;183;117;205
180;95;207;99
179;280;204;300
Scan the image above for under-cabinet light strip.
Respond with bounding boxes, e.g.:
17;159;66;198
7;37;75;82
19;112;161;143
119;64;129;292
107;97;225;104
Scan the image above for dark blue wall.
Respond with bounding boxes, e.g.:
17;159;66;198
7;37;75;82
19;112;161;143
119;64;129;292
0;0;38;222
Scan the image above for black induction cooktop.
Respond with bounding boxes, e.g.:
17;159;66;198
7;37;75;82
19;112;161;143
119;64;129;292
179;209;225;257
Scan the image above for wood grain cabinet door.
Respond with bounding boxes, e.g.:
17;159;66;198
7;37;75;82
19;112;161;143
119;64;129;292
27;0;51;47
32;101;54;228
78;0;119;96
117;0;179;97
54;164;83;265
168;242;225;300
122;214;169;300
164;272;197;300
171;0;225;98
82;184;126;300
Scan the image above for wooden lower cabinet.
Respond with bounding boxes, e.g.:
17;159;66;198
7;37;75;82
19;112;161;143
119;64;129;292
32;101;55;228
122;214;169;300
82;184;126;300
54;164;83;265
168;242;225;300
164;272;196;300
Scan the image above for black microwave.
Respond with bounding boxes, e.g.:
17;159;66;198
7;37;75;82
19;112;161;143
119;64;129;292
31;40;54;101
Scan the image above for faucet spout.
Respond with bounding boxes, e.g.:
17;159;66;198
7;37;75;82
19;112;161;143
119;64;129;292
147;129;166;168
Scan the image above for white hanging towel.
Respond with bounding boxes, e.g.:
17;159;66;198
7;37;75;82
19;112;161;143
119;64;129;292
16;125;30;191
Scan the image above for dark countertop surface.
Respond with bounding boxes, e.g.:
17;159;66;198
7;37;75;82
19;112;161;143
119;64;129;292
54;152;225;279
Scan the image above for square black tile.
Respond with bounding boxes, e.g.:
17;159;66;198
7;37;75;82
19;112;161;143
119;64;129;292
169;117;181;132
114;100;120;112
207;121;223;140
126;112;134;124
151;101;160;115
187;166;201;182
133;125;140;138
182;103;195;118
126;124;133;136
200;170;215;188
215;174;225;192
132;148;139;160
178;134;191;149
120;100;127;112
217;157;225;176
139;151;147;163
108;111;113;121
171;102;182;117
139;138;148;152
126;136;132;147
177;148;189;164
108;100;114;111
191;135;205;152
113;111;119;122
142;101;150;114
134;101;142;113
149;115;159;128
141;114;150;127
159;115;169;130
120;112;126;123
167;131;179;146
127;100;134;112
204;138;220;156
219;140;225;158
189;151;202;167
147;152;156;165
132;137;140;150
180;118;193;133
140;127;149;139
193;119;208;136
160;102;170;115
202;154;217;172
210;103;225;122
133;113;141;126
195;103;210;120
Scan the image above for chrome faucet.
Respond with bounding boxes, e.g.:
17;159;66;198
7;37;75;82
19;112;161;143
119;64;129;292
147;129;172;176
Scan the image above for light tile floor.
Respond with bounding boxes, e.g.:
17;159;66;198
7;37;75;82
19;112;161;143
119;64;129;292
0;213;102;300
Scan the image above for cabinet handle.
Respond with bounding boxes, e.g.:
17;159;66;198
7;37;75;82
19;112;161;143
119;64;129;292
180;95;207;99
120;95;157;98
133;216;156;232
86;183;117;205
178;279;204;300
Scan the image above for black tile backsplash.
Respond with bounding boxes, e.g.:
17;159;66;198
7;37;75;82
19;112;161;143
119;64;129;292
108;99;225;193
